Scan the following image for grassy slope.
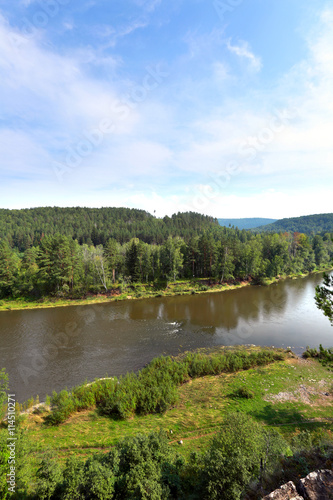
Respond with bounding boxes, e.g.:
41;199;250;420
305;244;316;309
19;351;333;481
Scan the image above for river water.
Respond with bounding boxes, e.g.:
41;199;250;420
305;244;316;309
0;273;332;402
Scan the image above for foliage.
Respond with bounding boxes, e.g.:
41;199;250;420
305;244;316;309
47;350;284;425
230;386;255;399
35;431;176;500
315;272;333;325
303;344;333;370
0;369;8;420
202;413;289;500
254;212;333;234
35;453;64;499
0;208;332;300
36;417;290;500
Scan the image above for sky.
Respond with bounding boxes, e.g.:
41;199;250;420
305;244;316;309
0;0;332;219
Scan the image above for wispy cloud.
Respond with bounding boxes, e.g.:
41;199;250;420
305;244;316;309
0;3;333;218
132;0;162;13
227;39;262;72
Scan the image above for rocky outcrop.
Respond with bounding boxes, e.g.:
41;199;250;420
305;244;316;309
298;470;333;499
263;470;333;500
262;481;303;499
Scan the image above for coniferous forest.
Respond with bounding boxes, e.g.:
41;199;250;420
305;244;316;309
0;207;332;300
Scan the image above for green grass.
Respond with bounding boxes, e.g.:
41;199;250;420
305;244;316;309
0;279;251;312
16;352;333;478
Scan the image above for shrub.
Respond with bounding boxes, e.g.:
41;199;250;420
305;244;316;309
231;386;255;399
47;350;284;424
137;373;179;415
59;456;85;499
100;373;139;419
82;458;116;499
203;413;288;500
72;384;96;411
47;390;76;425
35;454;63;500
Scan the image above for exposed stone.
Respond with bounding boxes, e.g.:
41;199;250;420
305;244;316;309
298;469;333;500
263;481;304;499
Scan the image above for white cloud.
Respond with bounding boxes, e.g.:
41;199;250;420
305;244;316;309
132;0;162;13
227;39;262;72
1;6;333;219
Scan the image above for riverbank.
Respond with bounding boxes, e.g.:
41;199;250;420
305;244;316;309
0;267;331;312
10;347;333;496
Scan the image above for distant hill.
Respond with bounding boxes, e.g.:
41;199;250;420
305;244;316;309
253;213;333;234
0;206;219;251
218;218;278;230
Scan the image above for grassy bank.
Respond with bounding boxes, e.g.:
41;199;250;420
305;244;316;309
0;279;251;312
10;348;333;484
0;267;332;312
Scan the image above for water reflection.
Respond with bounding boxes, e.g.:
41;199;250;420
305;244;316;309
0;272;332;402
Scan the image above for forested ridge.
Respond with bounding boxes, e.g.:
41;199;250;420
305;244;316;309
0;207;218;250
0;206;332;300
253;212;333;234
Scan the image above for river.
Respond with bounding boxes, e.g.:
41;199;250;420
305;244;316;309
0;272;332;402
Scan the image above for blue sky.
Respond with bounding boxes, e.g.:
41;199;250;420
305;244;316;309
0;0;332;218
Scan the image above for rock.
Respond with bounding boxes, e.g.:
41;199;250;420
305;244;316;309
263;481;304;499
298;469;333;499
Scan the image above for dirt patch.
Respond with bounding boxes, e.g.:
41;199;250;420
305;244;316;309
264;384;333;405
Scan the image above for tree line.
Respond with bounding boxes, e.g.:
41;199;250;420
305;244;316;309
253;212;333;234
0;207;219;251
0;227;332;299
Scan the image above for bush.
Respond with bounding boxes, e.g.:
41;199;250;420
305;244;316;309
59;456;85;499
303;344;333;369
231;386;255;399
99;373;139;419
82;457;116;499
35;453;63;500
47;390;76;425
47;350;284;424
203;413;289;500
71;383;96;412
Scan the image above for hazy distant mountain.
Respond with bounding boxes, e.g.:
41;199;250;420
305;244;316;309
218;218;278;230
253;213;333;234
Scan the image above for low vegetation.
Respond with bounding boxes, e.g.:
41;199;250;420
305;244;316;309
1;347;333;498
303;344;333;370
47;348;284;424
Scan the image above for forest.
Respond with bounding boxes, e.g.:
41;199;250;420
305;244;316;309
0;207;332;300
253;212;333;234
0;207;218;250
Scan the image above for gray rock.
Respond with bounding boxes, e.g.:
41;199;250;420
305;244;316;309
298;469;333;500
263;481;304;499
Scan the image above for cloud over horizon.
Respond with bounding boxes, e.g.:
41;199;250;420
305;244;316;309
0;1;332;219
